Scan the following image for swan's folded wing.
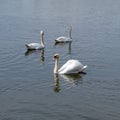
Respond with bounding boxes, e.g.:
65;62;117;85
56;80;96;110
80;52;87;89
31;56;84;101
58;60;70;73
26;43;42;50
58;60;87;74
58;60;79;74
56;36;67;42
64;62;83;74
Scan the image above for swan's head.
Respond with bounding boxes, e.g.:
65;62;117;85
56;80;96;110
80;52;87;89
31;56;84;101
68;26;72;31
53;53;59;60
40;30;44;36
53;54;59;74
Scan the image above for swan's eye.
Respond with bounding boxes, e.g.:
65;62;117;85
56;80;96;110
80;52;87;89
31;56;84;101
54;55;57;58
54;54;59;59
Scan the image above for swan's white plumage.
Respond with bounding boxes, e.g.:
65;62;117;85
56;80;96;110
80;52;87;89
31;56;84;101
25;30;44;50
54;54;87;74
58;60;87;74
55;27;72;43
55;36;72;43
25;43;43;50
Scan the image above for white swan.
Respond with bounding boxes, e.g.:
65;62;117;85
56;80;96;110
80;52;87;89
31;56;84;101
55;26;72;43
25;30;44;50
53;54;87;74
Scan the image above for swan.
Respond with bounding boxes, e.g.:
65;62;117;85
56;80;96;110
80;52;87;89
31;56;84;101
25;30;44;50
55;26;72;43
53;54;87;74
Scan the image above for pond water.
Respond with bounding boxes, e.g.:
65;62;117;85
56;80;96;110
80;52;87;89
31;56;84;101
0;0;120;120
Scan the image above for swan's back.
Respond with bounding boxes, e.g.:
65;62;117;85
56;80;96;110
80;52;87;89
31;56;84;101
25;43;43;50
58;60;87;74
55;37;72;43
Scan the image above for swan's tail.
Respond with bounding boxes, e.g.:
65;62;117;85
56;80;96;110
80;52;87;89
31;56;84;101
83;65;88;70
25;44;29;49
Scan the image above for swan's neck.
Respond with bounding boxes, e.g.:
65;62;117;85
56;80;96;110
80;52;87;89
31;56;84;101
68;29;72;39
40;34;44;47
54;59;59;74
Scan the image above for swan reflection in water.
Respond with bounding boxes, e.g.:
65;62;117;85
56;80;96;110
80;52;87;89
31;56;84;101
54;41;72;54
59;73;85;85
25;49;45;62
53;72;86;92
54;74;61;93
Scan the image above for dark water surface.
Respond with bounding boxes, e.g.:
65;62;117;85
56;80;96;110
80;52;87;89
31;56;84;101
0;0;120;120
